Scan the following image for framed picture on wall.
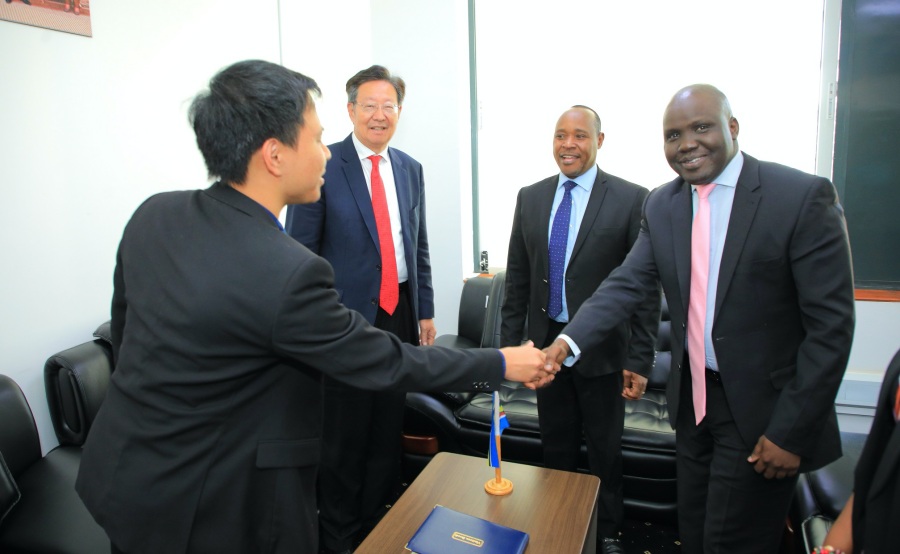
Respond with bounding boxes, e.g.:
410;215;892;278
0;0;91;38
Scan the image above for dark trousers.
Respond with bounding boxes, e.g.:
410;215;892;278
676;360;797;554
536;320;625;538
317;285;415;551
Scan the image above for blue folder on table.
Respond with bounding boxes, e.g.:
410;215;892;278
405;505;529;553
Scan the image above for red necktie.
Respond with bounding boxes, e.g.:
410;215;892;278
688;183;716;424
368;155;399;315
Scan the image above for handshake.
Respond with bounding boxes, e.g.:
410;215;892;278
500;338;571;390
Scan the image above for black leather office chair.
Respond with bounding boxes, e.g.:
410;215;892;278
0;373;109;553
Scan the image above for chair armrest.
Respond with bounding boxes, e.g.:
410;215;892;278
44;339;113;446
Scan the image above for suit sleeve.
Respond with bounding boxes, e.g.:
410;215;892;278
623;188;661;376
272;255;503;391
414;165;435;320
764;177;855;456
284;191;326;254
563;198;661;355
500;188;530;347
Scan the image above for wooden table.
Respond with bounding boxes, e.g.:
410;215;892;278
356;452;599;553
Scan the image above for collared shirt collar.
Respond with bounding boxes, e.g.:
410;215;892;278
557;164;598;192
351;132;389;161
691;151;743;193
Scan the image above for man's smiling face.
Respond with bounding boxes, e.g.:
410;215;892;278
554;108;604;179
663;87;739;185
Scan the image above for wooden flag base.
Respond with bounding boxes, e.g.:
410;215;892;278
484;477;513;496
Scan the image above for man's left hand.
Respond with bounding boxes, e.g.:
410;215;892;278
419;319;436;346
622;370;647;400
747;435;800;479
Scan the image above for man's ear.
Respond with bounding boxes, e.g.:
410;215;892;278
261;138;283;176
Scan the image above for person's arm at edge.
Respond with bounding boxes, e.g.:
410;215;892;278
413;161;436;342
820;493;854;553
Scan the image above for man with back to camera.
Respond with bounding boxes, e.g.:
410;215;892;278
284;65;433;554
74;59;555;554
500;105;659;553
544;85;855;553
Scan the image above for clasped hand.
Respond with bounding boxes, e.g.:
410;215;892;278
747;435;800;479
500;341;559;389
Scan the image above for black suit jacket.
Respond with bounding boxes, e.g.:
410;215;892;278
564;154;855;470
851;349;900;552
285;134;433;330
75;183;502;554
501;168;658;377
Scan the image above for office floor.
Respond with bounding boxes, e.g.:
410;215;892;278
618;519;681;553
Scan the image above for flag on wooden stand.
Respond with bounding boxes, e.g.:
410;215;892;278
485;390;514;495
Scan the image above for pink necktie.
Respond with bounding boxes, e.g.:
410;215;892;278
688;183;716;424
368;155;398;315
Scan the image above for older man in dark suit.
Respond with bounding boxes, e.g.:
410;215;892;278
284;65;436;554
75;59;552;554
546;85;855;553
501;105;659;554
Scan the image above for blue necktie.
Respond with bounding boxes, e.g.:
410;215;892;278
547;180;577;319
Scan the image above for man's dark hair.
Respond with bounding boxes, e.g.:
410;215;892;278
571;105;602;134
346;65;406;105
188;60;321;185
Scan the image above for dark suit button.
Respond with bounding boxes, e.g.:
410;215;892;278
371;299;377;305
376;264;381;271
541;308;546;313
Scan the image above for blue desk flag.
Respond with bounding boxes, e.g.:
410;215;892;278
488;391;509;468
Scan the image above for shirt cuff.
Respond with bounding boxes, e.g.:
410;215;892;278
558;334;581;367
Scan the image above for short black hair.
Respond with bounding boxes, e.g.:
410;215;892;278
188;60;321;185
571;105;602;134
346;65;405;105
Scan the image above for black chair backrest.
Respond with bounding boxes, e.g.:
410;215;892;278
456;275;493;344
0;375;42;477
482;270;508;349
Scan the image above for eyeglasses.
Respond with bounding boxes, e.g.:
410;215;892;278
355;102;399;115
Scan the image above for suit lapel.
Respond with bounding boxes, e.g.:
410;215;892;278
671;180;693;311
388;148;412;268
715;154;761;316
570;171;607;265
341;135;380;248
536;178;557;279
